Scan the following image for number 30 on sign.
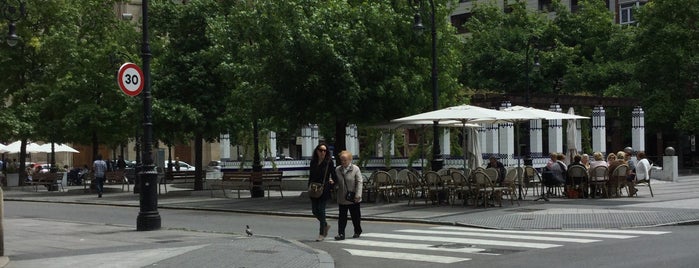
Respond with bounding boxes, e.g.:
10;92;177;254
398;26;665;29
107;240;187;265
118;62;144;96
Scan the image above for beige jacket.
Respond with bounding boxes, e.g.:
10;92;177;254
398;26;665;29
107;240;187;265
335;164;363;205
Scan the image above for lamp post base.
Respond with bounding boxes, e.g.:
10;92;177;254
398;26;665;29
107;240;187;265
137;211;162;231
137;170;161;231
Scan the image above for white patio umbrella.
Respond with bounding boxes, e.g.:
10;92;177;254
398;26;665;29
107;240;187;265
466;127;483;169
391;105;523;171
494;105;589;163
374;119;481;171
391;104;522;124
38;143;80;153
0;143;8;154
499;105;589;120
4;140;46;153
565;107;579;165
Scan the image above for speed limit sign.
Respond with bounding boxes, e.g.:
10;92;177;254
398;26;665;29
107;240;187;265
117;62;144;96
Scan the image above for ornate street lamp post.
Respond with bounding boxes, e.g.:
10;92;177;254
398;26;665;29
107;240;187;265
1;0;25;47
411;0;442;171
136;0;161;231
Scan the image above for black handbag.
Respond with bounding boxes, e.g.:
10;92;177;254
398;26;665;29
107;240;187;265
308;164;329;198
345;191;356;202
342;166;358;202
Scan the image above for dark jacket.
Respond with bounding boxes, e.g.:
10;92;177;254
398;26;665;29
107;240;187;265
308;158;336;200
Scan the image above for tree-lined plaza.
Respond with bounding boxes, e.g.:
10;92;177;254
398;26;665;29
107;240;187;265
2;0;699;187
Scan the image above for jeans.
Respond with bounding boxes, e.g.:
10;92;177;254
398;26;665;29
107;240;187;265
95;176;105;194
311;198;328;235
338;203;362;236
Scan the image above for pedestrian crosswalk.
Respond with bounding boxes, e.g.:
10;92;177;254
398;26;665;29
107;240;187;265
328;226;671;264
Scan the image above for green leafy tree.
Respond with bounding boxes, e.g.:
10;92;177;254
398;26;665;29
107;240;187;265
209;0;462;158
151;1;232;189
632;0;699;140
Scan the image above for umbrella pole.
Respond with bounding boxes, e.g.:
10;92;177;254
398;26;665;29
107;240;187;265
516;122;524;200
462;124;467;171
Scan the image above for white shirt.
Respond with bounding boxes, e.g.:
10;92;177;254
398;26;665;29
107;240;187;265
635;158;651;180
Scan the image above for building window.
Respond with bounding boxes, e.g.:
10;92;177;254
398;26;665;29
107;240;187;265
570;0;579;13
450;12;472;34
620;1;645;25
538;0;553;11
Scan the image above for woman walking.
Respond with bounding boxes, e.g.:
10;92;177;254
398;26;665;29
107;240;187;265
308;143;335;241
334;150;363;241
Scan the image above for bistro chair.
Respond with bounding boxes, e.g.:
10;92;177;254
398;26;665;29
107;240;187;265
523;166;541;199
422;171;444;205
589;165;609;198
371;170;395;203
449;171;473;206
609;164;629;198
406;171;425;206
634;164;654;197
502;168;520;205
472;170;504;207
566;165;588;198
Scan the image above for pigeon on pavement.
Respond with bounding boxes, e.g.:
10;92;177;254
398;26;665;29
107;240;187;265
245;225;253;236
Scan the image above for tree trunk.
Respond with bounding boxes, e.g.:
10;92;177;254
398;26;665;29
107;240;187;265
194;133;204;191
92;131;99;162
334;119;348;158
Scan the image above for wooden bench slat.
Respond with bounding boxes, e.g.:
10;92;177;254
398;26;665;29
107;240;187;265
214;171;283;199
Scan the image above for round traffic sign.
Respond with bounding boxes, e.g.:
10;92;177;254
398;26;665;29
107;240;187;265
117;62;144;96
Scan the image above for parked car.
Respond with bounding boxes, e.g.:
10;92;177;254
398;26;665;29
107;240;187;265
163;160;195;171
206;160;221;172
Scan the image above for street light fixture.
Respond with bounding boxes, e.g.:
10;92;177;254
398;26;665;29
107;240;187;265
136;0;161;231
411;0;442;171
1;0;26;47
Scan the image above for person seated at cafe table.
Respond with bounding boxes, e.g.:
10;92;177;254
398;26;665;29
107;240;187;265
486;156;506;184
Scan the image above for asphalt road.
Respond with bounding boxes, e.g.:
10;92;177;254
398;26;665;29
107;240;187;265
5;201;698;268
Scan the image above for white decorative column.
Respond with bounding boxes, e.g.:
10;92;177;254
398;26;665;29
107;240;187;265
530;119;543;158
301;124;313;159
268;131;277;159
220;133;231;161
440;128;450;157
499;101;514;165
485;123;499;156
592;105;606;155
548;103;563;153
576;119;582;152
345;124;359;157
353;124;360;157
632;106;645;152
377;132;395;157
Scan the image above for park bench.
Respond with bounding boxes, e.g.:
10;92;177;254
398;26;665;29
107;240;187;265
215;171;284;199
28;172;65;192
83;170;130;192
105;170;129;192
159;170;197;194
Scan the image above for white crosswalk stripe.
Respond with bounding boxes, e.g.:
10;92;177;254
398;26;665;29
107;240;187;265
344;249;471;264
433;226;640;239
329;239;498;255
331;226;672;264
397;229;601;243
